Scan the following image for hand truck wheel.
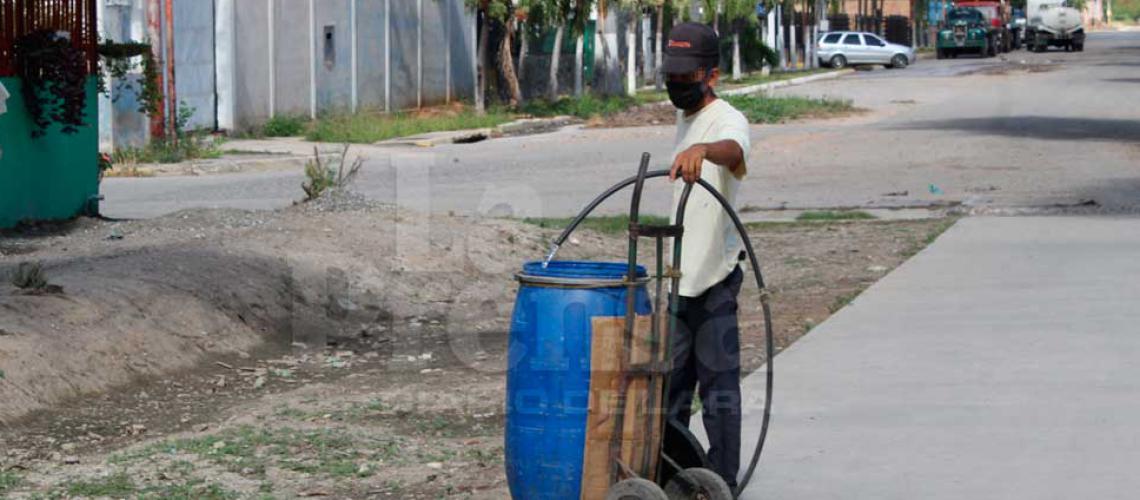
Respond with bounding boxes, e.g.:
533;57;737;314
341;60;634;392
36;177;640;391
663;467;735;500
605;477;669;500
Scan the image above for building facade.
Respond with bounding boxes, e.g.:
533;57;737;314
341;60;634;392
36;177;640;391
98;0;477;150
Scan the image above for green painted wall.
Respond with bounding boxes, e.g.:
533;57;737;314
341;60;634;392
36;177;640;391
0;76;99;229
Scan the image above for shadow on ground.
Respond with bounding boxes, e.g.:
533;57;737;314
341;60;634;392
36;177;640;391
894;116;1140;142
1077;177;1140;213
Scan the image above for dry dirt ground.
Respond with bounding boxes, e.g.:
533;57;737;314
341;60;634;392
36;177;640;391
0;195;955;499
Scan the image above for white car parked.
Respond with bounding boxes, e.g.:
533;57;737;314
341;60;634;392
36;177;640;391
817;31;916;69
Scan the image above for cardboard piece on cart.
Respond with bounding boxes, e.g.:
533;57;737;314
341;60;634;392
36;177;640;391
580;313;668;500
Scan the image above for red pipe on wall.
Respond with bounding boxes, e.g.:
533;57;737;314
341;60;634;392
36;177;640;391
145;0;165;140
164;0;176;140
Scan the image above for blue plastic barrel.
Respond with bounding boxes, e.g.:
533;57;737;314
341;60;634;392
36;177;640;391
505;261;652;499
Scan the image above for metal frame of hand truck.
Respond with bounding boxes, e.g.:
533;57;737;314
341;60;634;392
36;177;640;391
547;153;776;498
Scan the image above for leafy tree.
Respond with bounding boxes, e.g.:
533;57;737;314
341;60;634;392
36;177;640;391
467;0;528;108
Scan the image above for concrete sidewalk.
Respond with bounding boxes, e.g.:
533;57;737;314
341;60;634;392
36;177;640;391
736;216;1140;499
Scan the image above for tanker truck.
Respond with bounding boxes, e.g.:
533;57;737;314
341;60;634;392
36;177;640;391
1025;0;1085;52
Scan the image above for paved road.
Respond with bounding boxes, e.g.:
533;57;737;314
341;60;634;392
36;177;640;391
101;31;1140;219
735;216;1140;499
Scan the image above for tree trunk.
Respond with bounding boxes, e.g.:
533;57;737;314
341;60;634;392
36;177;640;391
476;12;489;113
777;5;786;71
789;9;797;68
732;32;741;79
626;25;636;96
761;14;770;76
596;1;619;94
549;25;563;100
499;16;523;107
518;22;528;83
713;1;720;33
641;14;652;81
574;33;584;96
803;1;810;68
655;5;664;91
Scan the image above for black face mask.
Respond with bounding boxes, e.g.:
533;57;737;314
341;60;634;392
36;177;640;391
666;77;709;111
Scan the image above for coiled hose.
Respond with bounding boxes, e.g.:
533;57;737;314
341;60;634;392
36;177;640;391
547;168;774;498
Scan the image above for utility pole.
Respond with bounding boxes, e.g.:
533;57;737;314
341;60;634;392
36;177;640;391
655;3;664;91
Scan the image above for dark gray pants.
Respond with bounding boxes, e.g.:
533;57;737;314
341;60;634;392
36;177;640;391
667;266;743;488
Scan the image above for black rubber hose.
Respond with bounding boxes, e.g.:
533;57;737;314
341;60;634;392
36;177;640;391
549;169;773;497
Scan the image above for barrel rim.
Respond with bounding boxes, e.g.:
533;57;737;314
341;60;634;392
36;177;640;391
515;273;651;289
523;260;647;278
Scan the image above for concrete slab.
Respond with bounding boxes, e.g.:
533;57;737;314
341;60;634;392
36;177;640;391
735;216;1140;500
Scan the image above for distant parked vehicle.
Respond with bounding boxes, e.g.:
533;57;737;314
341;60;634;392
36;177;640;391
958;1;1014;53
817;31;917;69
936;7;998;59
1026;0;1085;52
1010;8;1027;49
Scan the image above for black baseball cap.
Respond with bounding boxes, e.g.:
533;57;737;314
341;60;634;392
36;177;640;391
661;22;720;75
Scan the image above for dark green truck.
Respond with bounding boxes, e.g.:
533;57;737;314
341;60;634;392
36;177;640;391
936;8;997;59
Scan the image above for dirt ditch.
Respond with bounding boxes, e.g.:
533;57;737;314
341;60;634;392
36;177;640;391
0;197;956;498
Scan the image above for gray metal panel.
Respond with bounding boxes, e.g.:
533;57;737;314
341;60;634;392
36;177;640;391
111;74;150;148
355;0;387;110
420;0;447;105
315;0;352;113
274;0;313;116
445;2;475;101
102;0;148;147
234;0;270;129
173;0;216;130
389;0;418;110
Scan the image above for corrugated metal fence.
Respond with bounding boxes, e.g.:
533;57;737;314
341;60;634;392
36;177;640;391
0;0;99;77
229;0;476;130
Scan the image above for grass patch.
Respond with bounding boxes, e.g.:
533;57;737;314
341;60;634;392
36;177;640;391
521;94;639;119
724;95;857;124
0;470;22;494
634;89;669;105
796;210;877;221
262;114;310;137
1112;0;1140;21
307;108;513;143
111;136;223;164
133;425;388;479
522;214;670;235
111;102;223;164
66;473;137;497
138;480;239;500
829;289;866;313
723;68;835;88
902;217;959;258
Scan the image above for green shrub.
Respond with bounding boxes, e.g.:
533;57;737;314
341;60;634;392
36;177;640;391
522;215;670;235
110;101;222;164
263;114;309;137
724;95;856;124
10;261;48;290
307;109;512;144
521;94;639;119
302;145;363;201
796;210;877;221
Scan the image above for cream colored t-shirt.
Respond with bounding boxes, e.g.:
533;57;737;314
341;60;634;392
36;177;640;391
669;98;751;298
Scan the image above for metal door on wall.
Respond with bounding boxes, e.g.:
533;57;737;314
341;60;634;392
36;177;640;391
173;0;216;131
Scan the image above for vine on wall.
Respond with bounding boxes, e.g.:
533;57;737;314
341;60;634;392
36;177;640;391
11;31;160;139
13;30;89;138
97;39;161;116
